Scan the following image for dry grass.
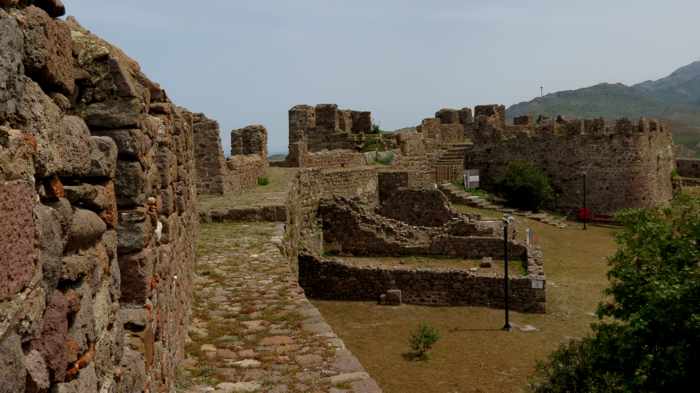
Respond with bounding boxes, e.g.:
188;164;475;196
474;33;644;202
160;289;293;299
313;207;618;393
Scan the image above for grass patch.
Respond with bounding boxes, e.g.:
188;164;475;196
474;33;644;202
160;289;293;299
257;176;270;186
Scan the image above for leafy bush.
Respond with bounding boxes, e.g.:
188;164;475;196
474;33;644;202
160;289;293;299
529;194;700;392
408;322;440;360
369;123;382;134
257;176;270;186
494;161;554;211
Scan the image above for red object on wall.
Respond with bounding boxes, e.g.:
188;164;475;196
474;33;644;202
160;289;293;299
578;208;591;221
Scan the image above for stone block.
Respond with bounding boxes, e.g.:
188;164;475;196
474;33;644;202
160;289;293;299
88;136;118;178
55;115;92;177
0;333;26;393
21;5;74;94
118;249;155;305
385;289;402;305
67;208;107;251
115;160;147;207
34;202;65;290
116;208;152;254
31;290;68;382
92;128;150;161
0;11;23;121
82;98;145;129
0;181;36;301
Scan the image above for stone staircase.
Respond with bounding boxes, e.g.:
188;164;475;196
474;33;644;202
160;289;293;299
432;143;470;183
439;183;569;229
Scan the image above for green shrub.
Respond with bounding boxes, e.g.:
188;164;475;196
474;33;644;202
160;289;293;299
408;322;440;360
529;194;700;392
257;176;270;186
369;123;382;134
495;161;554;211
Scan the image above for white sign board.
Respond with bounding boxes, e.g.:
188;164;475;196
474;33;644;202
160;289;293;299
531;279;544;289
464;169;480;190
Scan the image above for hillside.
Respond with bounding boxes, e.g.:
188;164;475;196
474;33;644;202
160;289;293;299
507;61;700;157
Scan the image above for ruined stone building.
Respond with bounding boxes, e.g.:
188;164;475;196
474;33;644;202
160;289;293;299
192;113;268;195
1;2;197;391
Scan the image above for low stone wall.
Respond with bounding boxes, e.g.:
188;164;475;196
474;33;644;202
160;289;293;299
299;254;545;313
677;158;700;179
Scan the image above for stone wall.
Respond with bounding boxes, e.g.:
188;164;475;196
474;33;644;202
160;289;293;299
377;174;458;227
465;111;676;214
193;112;228;195
0;4;197;392
284;167;379;268
299;254;545;313
291;147;369;169
192;115;268;195
286;104;374;166
677;158;700;179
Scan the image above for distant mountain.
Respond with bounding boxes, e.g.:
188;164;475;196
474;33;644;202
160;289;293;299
507;61;700;157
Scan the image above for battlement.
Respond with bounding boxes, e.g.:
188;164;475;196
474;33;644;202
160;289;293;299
474;108;669;142
288;103;373;144
231;124;268;158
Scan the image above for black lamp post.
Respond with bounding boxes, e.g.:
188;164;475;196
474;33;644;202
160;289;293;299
502;215;513;331
583;172;587;230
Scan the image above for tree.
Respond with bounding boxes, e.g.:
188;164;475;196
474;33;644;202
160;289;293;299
530;194;700;393
494;161;554;211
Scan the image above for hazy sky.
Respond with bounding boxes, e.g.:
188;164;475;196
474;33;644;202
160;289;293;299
68;0;700;154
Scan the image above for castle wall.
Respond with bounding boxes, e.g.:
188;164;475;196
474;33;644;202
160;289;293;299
677;158;700;179
465;116;675;214
0;5;197;392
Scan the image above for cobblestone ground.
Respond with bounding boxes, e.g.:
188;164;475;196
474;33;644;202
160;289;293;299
177;222;382;393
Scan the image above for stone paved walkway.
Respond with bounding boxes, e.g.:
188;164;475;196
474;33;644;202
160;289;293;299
177;221;382;393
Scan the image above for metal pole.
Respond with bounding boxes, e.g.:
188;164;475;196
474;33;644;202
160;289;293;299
502;218;511;331
583;173;587;230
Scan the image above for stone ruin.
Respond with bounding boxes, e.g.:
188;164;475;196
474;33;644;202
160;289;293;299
279;165;546;313
0;2;197;391
192;112;268;195
282;104;376;168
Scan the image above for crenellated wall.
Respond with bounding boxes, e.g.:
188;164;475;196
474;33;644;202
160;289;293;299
465;109;676;214
0;3;197;392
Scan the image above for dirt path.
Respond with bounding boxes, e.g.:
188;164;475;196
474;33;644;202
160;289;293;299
177;222;381;393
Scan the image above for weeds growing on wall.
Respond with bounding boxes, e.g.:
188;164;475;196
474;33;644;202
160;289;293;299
257;176;270;186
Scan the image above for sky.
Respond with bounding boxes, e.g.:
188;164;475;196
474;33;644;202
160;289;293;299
68;0;700;155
